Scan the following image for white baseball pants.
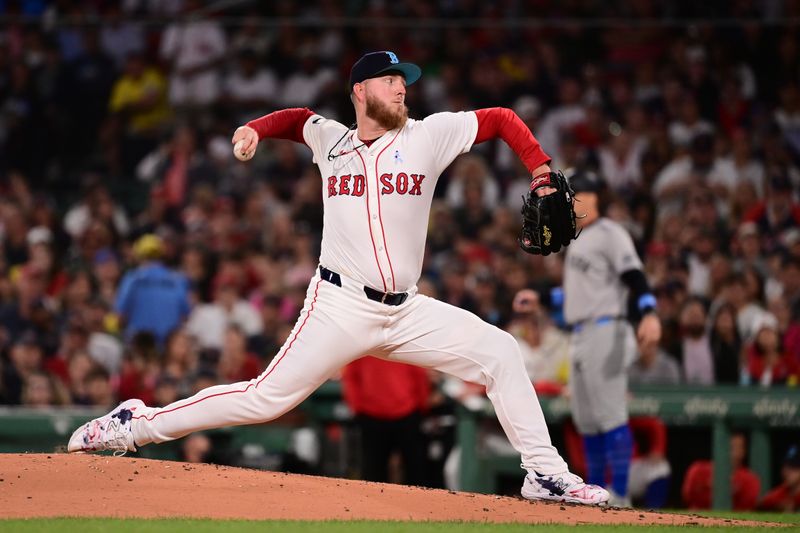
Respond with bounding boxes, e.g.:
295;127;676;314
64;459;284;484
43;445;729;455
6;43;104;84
132;269;569;475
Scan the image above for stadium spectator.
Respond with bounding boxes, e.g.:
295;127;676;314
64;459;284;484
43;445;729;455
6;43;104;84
682;432;760;511
652;133;725;213
44;324;88;386
2;61;45;182
743;316;798;386
743;173;800;253
228;12;273;59
686;227;718;298
108;53;171;173
627;417;672;509
668;95;714;148
159;0;227;109
445;154;500;211
179;244;212;304
180;432;213;464
222;48;280;125
114;234;191;346
721;273;769;342
136;125;218;208
117;331;160;405
63;182;130;242
21;371;68;407
677;297;715;385
63;28;116;163
0;264;48;344
2;203;32;268
99;4;146;70
628;339;681;385
780;257;800;321
774;82;800;157
217;325;261;382
536;77;586;161
162;327;198;392
91;248;121;306
453;179;495;241
279;44;336;109
759;444;800;512
153;373;181;408
1;334;44;405
598;129;646;194
83;366;114;407
186;271;263;350
708;303;743;384
714;129;765;198
507;288;570;391
66;350;96;404
732;222;768;277
85;298;124;376
342;356;431;486
768;294;800;367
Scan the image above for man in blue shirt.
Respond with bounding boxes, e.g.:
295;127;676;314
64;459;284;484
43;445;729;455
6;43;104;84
114;234;190;346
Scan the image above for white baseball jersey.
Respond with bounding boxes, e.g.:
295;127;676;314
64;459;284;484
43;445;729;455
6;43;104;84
303;112;478;293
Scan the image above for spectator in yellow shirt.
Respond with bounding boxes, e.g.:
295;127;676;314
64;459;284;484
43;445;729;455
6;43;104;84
108;53;171;173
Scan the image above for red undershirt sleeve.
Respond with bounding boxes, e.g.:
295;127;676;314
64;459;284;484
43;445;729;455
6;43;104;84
473;107;551;174
245;108;315;145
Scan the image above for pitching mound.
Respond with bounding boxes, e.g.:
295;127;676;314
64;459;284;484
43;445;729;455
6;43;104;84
0;454;769;525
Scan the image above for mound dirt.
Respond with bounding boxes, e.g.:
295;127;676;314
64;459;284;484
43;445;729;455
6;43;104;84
0;454;774;526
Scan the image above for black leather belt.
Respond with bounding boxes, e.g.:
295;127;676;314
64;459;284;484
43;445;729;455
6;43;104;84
320;267;409;306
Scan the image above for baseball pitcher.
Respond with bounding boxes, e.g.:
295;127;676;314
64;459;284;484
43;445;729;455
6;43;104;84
68;51;607;505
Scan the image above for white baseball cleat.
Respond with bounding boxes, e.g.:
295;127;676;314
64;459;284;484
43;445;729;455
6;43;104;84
67;399;144;455
521;471;610;505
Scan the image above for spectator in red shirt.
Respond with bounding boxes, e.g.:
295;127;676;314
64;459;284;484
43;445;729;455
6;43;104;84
217;325;261;382
745;317;799;386
116;331;159;406
682;432;761;510
717;77;750;138
342;356;430;486
759;444;800;512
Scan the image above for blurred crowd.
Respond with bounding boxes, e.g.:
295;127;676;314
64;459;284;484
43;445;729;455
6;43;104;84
0;0;799;477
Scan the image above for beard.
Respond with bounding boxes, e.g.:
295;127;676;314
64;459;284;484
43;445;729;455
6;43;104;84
682;324;706;339
365;93;408;130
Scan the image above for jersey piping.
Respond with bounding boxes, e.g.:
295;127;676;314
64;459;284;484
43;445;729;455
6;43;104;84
133;278;323;422
355;148;388;292
373;127;404;292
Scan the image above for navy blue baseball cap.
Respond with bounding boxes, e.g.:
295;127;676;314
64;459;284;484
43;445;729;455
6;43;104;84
567;169;605;194
349;51;421;89
784;445;800;468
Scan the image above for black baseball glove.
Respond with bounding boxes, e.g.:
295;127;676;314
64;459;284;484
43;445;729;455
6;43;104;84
518;170;578;256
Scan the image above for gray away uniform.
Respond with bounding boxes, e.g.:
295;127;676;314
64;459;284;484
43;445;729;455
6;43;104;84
563;218;642;435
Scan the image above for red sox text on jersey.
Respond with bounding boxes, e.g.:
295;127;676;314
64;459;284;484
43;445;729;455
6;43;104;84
326;173;427;197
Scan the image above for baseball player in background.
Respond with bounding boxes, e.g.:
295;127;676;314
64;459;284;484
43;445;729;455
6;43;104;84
68;51;608;505
518;170;661;507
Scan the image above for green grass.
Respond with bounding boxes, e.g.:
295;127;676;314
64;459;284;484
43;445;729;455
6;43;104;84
0;516;797;533
669;510;800;525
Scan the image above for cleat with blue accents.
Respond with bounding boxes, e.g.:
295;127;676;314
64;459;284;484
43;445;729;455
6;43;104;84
521;471;610;505
67;399;144;455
